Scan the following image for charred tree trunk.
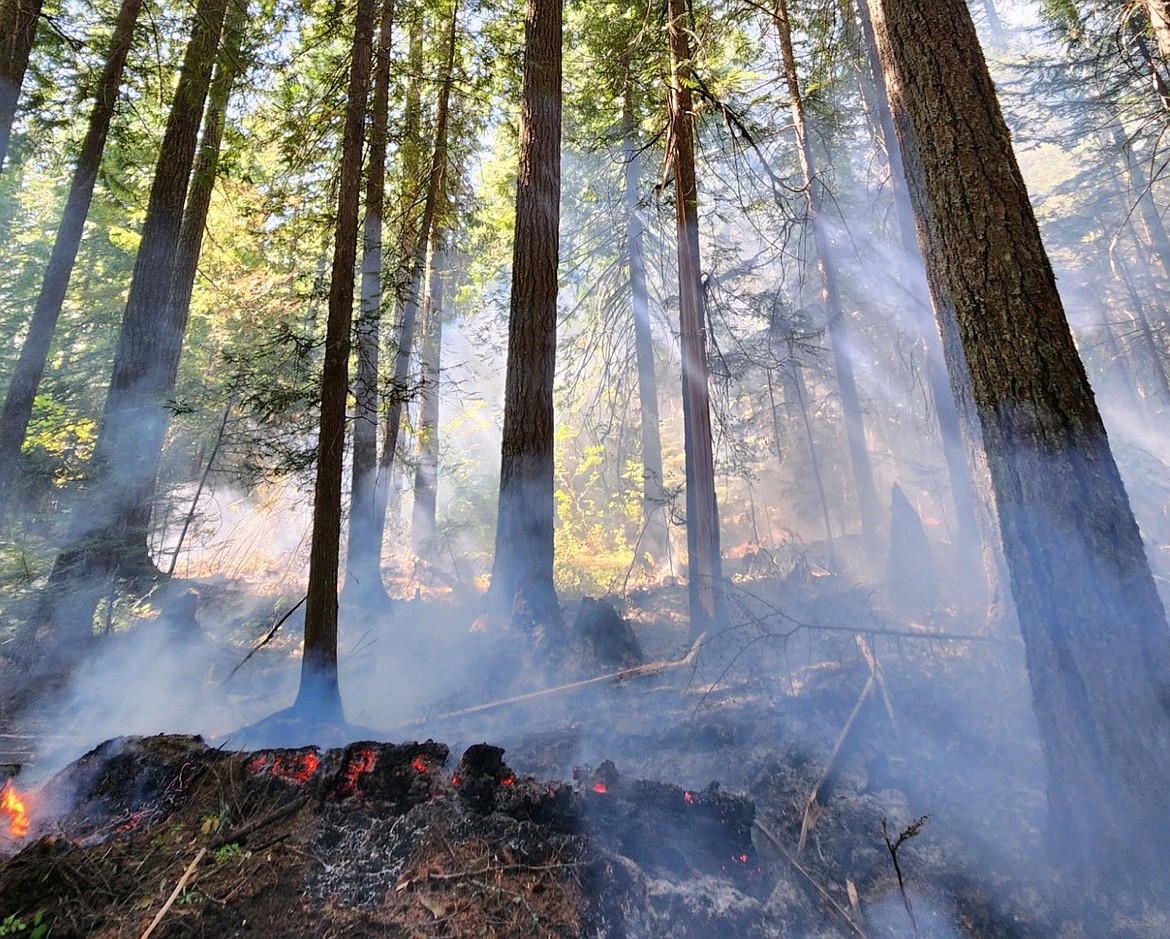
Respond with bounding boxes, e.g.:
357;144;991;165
774;0;883;547
411;237;444;558
0;0;142;527
871;0;1170;915
295;0;377;719
488;0;563;635
623;92;668;568
32;0;229;650
343;0;395;606
0;0;43;172
667;0;723;635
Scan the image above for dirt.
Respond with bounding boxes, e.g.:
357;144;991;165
0;570;1112;937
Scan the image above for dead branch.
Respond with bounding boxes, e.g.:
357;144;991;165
410;634;704;725
882;815;928;939
754;820;868;938
139;847;206;939
221;596;307;685
855;635;899;738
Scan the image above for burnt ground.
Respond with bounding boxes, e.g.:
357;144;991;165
0;566;1130;937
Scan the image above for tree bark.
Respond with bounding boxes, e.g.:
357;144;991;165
1143;0;1170;70
375;0;456;532
0;0;142;527
774;0;883;546
343;0;395;604
0;0;43;172
854;0;984;569
33;0;229;649
411;237;444;558
488;0;563;635
623;91;668;568
295;0;378;718
667;0;723;636
870;0;1170;914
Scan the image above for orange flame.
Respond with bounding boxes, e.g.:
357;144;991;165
592;783;607;794
500;773;515;787
684;791;694;805
1;780;30;838
412;755;429;773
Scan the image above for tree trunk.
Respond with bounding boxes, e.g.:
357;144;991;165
488;0;563;635
33;0;229;650
295;0;377;719
870;0;1170;915
0;0;142;527
0;0;43;172
623;91;668;568
376;1;456;531
343;0;395;605
855;0;984;570
411;237;444;558
666;0;723;636
774;0;883;546
1143;0;1170;70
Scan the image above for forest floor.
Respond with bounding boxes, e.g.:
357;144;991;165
0;556;1126;937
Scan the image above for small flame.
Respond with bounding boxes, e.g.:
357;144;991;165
684;791;694;805
412;755;429;773
338;747;378;797
592;783;607;794
500;773;516;787
1;780;30;838
272;752;319;784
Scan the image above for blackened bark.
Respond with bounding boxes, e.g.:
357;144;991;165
296;0;378;718
0;0;43;172
489;0;563;634
623;93;667;567
34;0;229;649
871;0;1170;914
774;0;883;546
344;0;395;603
0;0;142;527
667;0;723;636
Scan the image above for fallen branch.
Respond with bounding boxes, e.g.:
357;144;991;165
409;634;705;725
140;847;206;939
755;820;867;938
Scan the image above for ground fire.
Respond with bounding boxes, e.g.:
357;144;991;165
1;779;29;838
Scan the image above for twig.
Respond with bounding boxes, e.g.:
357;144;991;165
208;795;310;850
755;821;868;938
882;815;928;939
140;847;206;939
168;396;234;576
220;596;307;686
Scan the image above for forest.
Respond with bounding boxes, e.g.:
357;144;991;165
2;0;1170;934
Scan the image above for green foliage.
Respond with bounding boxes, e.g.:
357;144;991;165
0;912;48;938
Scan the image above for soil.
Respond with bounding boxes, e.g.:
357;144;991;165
0;568;1123;937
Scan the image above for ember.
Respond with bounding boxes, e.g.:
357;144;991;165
247;750;320;785
337;746;378;798
592;783;607;794
500;773;516;786
411;755;429;773
684;791;694;805
1;780;29;838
